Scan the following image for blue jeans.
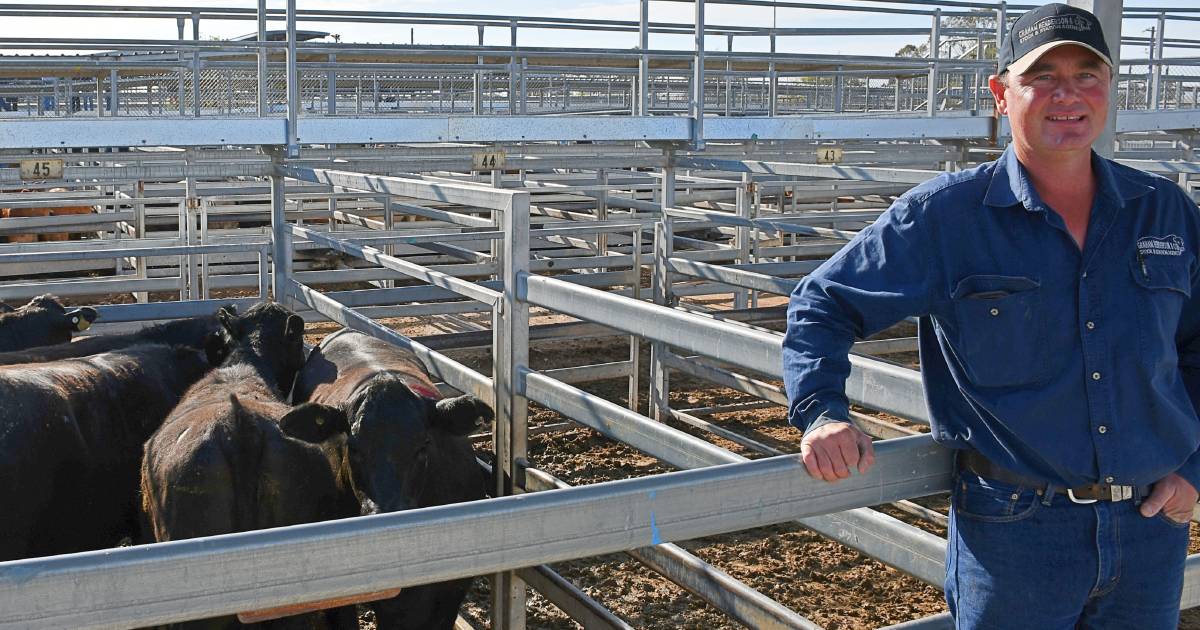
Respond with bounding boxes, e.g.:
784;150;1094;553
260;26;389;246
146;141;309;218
946;471;1190;629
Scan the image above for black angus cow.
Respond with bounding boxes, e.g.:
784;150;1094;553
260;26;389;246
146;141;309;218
0;343;215;561
293;329;493;630
141;302;357;630
0;294;98;352
0;310;226;366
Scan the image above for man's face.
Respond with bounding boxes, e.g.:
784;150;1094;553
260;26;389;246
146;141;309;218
989;45;1111;159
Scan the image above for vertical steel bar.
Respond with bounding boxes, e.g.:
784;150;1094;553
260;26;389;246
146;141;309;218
1151;12;1165;110
191;49;201;117
724;35;733;117
928;9;940;116
270;152;290;303
769;33;778;116
257;0;267;117
200;198;210;300
628;225;643;412
133;180;147;303
638;0;649;116
474;25;485;116
692;0;705;149
327;54;337;115
108;69;118;115
520;58;528;114
491;187;531;630
834;66;844;113
286;0;299;157
184;151;199;299
509;20;518;115
733;172;750;310
649;161;675;421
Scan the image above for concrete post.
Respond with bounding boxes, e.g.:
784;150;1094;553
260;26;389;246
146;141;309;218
1067;0;1122;157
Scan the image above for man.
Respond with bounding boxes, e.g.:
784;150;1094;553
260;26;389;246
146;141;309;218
782;4;1200;628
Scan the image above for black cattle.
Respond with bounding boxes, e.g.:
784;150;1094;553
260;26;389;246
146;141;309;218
0;294;97;352
0;343;215;561
293;329;493;630
0;311;226;366
141;302;356;630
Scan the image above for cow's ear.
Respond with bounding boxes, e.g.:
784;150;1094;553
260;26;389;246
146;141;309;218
203;331;230;366
285;314;305;340
217;305;239;337
30;294;63;312
280;403;349;443
64;306;98;331
434;395;494;436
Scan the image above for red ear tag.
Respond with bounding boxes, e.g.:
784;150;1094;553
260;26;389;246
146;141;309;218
407;382;441;400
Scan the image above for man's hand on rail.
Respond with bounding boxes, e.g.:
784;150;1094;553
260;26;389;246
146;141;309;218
799;422;875;482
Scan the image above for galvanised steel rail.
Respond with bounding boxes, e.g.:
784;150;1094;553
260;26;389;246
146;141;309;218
0;436;951;629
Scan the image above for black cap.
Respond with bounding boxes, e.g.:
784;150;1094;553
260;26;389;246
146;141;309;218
998;3;1112;76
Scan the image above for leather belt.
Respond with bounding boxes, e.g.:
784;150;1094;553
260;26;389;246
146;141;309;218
958;450;1149;504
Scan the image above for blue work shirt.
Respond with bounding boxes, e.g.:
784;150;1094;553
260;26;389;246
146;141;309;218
783;145;1200;490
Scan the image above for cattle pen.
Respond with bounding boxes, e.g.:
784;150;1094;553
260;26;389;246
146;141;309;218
0;0;1198;628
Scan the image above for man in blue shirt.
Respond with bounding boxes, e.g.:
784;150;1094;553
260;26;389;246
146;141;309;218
783;4;1200;628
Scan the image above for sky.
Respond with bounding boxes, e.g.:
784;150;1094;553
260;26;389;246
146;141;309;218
2;0;1198;62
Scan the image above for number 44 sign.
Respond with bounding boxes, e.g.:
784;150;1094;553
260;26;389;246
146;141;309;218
471;151;506;171
19;159;64;180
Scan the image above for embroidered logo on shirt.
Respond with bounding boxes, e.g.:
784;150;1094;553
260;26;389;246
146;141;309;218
1137;234;1185;257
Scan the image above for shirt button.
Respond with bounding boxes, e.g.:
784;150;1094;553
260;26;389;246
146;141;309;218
1086;321;1095;330
1092;371;1102;380
1105;476;1114;483
1082;271;1088;279
990;308;1000;316
1098;425;1107;434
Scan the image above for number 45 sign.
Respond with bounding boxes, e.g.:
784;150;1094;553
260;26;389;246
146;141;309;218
19;159;64;180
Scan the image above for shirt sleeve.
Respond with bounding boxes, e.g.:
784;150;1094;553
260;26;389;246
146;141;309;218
782;196;941;432
1173;187;1200;491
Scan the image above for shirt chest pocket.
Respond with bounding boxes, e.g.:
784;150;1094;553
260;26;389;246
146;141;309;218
950;275;1045;388
1131;256;1192;356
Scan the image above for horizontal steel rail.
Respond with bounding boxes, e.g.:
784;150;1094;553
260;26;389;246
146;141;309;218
291;225;501;306
523;368;948;586
0;434;950;629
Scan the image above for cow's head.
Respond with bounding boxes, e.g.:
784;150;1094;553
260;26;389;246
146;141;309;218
0;294;98;346
216;302;306;395
345;377;492;513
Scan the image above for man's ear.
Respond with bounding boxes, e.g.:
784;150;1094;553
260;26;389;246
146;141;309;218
988;74;1009;116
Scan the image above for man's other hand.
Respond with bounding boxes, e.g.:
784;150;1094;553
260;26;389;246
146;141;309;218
1139;472;1198;524
799;422;875;482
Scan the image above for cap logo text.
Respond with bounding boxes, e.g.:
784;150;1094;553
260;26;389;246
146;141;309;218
1017;15;1093;44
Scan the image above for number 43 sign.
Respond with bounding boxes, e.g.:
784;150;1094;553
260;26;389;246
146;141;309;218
19;159;64;180
816;147;843;164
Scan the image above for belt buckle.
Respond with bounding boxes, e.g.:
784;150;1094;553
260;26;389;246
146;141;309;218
1067;488;1098;504
1110;485;1133;502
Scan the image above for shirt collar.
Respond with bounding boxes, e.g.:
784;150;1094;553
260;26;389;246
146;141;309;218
982;144;1153;212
